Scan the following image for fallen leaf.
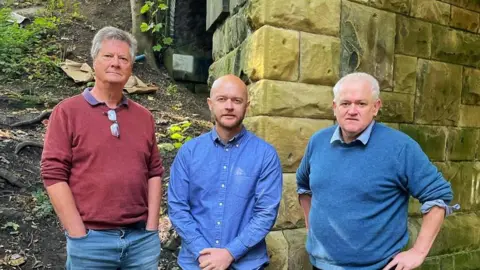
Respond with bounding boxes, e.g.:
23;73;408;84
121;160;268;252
147;96;154;101
0;130;11;139
7;254;25;266
158;143;175;152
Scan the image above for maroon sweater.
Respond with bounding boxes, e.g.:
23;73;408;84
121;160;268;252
41;90;164;229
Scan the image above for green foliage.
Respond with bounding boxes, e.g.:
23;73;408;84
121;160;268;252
0;8;61;81
1;222;20;231
158;121;193;154
166;83;178;95
139;0;173;52
31;189;54;219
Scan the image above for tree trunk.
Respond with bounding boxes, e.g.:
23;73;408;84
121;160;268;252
130;0;160;71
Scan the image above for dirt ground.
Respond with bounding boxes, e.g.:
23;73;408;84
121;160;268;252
0;0;212;269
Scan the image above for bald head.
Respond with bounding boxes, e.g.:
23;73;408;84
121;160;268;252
211;74;248;99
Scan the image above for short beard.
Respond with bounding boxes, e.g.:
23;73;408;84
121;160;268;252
212;113;245;131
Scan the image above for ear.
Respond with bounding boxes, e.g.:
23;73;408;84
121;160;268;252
332;100;337;116
373;99;382;116
207;97;213;111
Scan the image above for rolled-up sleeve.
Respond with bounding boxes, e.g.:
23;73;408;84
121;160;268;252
296;139;313;195
41;106;72;187
399;141;457;216
147;114;164;178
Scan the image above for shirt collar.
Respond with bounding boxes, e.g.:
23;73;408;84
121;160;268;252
330;120;375;145
82;88;129;107
210;126;247;146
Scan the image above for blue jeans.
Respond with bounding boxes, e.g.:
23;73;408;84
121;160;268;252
65;229;161;269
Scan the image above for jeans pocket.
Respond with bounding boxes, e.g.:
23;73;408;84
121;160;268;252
65;229;92;240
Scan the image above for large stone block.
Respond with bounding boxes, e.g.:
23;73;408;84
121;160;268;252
431;24;480;68
408;213;480;256
434;162;480;212
244;25;299;82
395;16;432;58
415;59;462;126
454;250;480;270
370;0;410;14
283;229;312;270
229;0;247;14
438;0;480;13
248;0;341;36
340;1;396;89
410;0;450;25
274;174;305;230
394;55;417;94
450;5;480;33
446;128;479;161
399;124;447;161
244;116;333;172
459;105;480;128
377;92;415;123
299;33;340;86
265;231;288;270
462;67;480;106
212;8;250;61
208;46;242;86
247;80;334;119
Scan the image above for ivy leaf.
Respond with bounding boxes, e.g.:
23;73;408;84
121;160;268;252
158;143;175;152
152;44;163;52
163;37;173;45
159;3;168;10
170;132;185;141
153;23;163;33
173;142;183;149
168;125;182;133
140;22;150;32
140;3;151;14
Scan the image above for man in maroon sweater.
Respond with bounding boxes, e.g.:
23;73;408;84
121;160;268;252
41;26;164;269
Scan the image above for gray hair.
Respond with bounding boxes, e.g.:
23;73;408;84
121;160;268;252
90;26;137;61
333;72;380;102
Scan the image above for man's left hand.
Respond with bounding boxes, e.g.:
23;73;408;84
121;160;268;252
198;248;234;270
382;248;427;270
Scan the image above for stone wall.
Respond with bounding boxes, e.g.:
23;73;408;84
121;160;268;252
207;0;480;269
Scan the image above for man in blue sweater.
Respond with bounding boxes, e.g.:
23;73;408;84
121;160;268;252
296;72;457;270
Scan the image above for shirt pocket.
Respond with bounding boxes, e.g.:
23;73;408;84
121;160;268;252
228;175;256;199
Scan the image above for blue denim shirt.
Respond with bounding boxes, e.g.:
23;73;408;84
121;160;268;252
168;127;283;270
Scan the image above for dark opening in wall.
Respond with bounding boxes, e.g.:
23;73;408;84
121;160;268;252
164;0;213;92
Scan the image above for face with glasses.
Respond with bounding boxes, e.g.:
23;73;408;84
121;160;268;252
333;79;382;142
93;39;132;86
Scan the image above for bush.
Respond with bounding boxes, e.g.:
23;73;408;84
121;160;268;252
0;8;61;81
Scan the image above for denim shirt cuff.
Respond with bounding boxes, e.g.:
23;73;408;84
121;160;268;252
420;199;460;216
189;237;211;260
225;238;249;261
297;188;312;195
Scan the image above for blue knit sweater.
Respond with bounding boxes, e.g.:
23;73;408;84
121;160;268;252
296;123;453;270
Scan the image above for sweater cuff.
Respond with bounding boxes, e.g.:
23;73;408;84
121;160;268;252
297;188;312;195
421;199;460;216
225;238;249;261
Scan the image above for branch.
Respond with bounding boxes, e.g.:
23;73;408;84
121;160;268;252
10;111;51;128
15;141;44;155
0;168;25;188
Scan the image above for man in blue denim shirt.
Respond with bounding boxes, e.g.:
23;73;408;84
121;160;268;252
168;75;283;270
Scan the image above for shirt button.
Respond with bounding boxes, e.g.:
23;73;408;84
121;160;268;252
217;221;221;225
223;166;227;170
219;202;223;206
225;148;229;151
216;240;219;244
236;144;239;147
221;184;225;188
